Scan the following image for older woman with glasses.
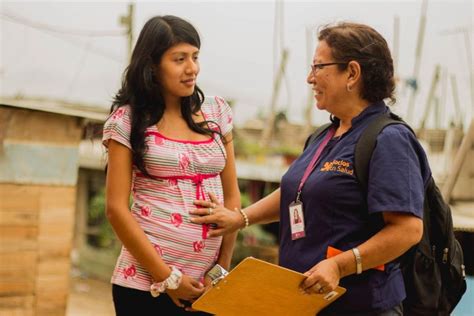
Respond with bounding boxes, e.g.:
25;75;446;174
191;22;430;315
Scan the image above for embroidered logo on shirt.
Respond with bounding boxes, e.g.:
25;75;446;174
320;159;354;175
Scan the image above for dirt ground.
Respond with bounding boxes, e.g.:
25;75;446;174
66;275;115;316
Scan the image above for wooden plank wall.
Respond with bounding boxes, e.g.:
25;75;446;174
0;108;82;186
0;185;38;316
0;106;82;315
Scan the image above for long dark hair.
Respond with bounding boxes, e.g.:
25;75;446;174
111;15;219;177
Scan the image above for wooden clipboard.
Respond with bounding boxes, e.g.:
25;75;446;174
192;257;346;315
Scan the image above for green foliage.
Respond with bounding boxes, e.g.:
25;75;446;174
237;225;276;246
231;225;278;267
233;138;269;158
88;188;106;222
271;144;301;156
87;188;119;249
240;191;251;208
231;191;278;266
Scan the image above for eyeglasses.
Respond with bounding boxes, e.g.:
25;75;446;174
310;62;348;75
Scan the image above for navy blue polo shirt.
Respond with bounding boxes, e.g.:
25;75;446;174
279;102;431;314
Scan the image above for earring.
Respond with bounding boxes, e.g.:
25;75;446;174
346;85;352;92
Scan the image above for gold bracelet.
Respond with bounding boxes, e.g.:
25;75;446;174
235;208;249;229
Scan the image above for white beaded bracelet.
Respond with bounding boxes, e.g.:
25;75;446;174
235;208;249;229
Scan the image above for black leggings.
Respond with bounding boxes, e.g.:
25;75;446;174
112;284;211;316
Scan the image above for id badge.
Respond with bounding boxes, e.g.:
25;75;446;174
289;201;305;240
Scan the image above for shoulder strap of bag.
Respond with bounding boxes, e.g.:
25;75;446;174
354;112;413;193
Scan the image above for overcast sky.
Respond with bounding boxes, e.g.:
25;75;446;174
1;0;472;128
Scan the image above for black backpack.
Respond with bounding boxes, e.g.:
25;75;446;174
304;112;467;315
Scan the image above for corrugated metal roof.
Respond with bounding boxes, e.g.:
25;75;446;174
0;96;109;122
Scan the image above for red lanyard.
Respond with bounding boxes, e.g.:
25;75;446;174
296;127;335;201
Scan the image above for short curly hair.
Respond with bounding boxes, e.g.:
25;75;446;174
318;22;396;104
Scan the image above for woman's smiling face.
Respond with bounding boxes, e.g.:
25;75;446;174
155;42;200;102
307;40;349;113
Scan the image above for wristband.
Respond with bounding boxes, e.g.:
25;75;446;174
206;264;229;286
150;266;183;297
352;247;362;275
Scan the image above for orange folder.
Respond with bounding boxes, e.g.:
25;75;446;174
192;257;346;316
326;246;384;272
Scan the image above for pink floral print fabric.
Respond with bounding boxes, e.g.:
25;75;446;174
102;96;233;291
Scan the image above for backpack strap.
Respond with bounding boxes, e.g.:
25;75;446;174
303;123;332;151
354;112;414;193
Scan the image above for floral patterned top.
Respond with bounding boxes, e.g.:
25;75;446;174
102;96;233;291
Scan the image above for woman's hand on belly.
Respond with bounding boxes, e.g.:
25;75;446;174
300;258;341;295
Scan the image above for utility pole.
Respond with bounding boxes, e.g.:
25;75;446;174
260;0;289;148
440;27;474;115
464;29;473;113
303;26;315;137
419;64;441;134
449;75;463;128
393;15;400;76
406;0;428;124
260;49;289;147
120;3;134;62
442;119;474;202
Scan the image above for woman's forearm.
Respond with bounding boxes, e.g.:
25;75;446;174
333;212;423;278
215;188;279;269
244;188;281;226
106;205;172;282
214;135;242;270
217;234;236;270
106;140;172;283
190;189;281;236
216;194;241;270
